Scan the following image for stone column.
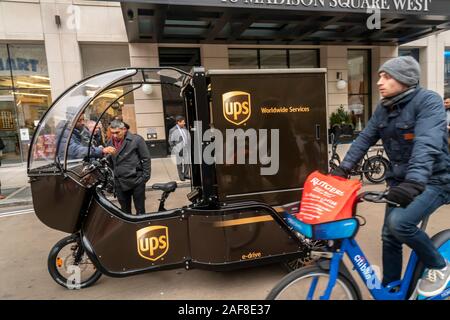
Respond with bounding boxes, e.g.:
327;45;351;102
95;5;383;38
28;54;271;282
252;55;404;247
40;1;83;100
435;32;448;98
420;36;439;92
201;45;229;69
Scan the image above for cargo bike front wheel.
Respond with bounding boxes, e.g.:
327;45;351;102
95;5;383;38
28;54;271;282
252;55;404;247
48;233;102;289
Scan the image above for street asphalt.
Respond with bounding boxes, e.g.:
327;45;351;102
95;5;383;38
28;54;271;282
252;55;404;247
0;182;449;300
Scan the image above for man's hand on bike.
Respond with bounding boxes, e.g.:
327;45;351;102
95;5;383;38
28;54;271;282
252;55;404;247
385;180;425;208
329;166;350;179
102;146;116;155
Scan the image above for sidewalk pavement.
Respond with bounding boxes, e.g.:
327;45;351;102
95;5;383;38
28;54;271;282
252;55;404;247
0;157;191;209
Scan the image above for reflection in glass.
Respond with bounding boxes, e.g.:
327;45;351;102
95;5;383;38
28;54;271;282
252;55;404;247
0;45;12;89
0;44;52;164
14;89;52;163
348;50;371;131
229;49;258;69
399;48;420;63
260;50;287;69
0;91;20;164
9;44;50;90
29;69;137;171
290;50;319;68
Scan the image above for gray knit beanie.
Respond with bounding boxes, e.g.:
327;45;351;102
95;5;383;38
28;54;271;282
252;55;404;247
378;56;421;87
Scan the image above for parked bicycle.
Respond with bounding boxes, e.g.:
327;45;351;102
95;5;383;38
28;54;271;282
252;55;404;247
329;133;389;184
267;191;450;300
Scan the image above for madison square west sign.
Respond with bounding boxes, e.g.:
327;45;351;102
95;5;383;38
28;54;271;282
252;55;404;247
121;0;450;44
221;0;433;11
123;0;450;15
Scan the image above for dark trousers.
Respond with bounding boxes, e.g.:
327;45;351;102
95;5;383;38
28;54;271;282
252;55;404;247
381;185;449;286
116;183;146;215
177;163;191;180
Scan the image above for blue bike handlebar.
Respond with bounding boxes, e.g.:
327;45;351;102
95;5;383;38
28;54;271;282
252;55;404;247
358;191;401;207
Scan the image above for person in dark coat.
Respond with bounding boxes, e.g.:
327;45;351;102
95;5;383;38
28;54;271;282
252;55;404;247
107;120;151;215
331;56;450;297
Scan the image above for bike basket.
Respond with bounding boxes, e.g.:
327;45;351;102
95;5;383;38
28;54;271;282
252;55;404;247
296;171;362;224
283;213;359;240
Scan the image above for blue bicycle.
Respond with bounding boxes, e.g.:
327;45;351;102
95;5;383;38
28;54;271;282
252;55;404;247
267;191;450;300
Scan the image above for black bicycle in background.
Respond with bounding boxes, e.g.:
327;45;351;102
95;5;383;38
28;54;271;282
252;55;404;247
329;133;390;184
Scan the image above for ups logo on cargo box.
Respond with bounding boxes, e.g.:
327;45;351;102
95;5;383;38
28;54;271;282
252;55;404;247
223;91;251;125
136;226;169;262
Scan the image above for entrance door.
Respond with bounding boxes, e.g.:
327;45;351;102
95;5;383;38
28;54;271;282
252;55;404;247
159;47;201;154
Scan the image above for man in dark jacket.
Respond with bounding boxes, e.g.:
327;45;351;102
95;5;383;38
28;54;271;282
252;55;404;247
107;120;151;215
332;56;450;297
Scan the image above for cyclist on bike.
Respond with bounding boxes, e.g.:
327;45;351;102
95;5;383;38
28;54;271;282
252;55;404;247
331;56;450;297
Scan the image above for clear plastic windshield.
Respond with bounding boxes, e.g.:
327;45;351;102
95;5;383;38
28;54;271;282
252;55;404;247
65;83;140;175
28;69;137;172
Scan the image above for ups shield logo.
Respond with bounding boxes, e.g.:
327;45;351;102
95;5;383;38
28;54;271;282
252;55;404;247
223;91;251;125
136;226;169;262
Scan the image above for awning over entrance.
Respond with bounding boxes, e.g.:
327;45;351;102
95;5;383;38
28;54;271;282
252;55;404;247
119;0;450;45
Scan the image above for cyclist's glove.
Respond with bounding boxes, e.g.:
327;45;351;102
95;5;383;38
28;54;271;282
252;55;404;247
329;166;350;179
385;180;425;208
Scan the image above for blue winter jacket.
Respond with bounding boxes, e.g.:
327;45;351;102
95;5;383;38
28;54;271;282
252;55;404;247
340;87;450;189
56;121;103;161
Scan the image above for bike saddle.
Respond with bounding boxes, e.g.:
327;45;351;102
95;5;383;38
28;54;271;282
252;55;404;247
152;181;177;193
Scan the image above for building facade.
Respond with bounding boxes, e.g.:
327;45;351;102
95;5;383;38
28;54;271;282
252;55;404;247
0;0;449;164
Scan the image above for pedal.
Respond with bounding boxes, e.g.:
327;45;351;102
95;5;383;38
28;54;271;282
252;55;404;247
187;187;201;202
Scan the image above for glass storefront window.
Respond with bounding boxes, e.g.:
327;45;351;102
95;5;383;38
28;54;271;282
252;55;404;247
0;44;52;164
9;45;50;90
0;45;12;89
260;49;287;69
399;48;420;63
229;49;259;69
348;50;371;131
81;44;131;77
0;90;21;164
229;48;319;69
290;50;319;68
445;49;450;99
14;89;52;162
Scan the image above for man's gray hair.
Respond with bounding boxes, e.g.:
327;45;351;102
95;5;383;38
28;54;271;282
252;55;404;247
110;120;125;129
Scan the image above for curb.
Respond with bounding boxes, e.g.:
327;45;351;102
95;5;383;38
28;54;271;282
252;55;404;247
0;181;192;210
0;199;34;209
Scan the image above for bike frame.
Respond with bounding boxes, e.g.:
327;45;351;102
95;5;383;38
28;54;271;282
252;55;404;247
318;238;450;300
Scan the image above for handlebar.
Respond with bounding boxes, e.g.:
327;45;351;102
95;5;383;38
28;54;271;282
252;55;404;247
358;191;400;207
82;156;115;193
85;155;111;170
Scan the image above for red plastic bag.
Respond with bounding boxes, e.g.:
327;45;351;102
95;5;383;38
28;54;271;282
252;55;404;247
295;171;362;224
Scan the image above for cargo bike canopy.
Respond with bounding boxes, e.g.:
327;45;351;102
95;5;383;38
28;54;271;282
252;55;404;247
27;68;191;175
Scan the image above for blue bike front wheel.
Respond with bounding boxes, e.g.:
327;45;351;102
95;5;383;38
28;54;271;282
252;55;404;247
266;266;359;300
